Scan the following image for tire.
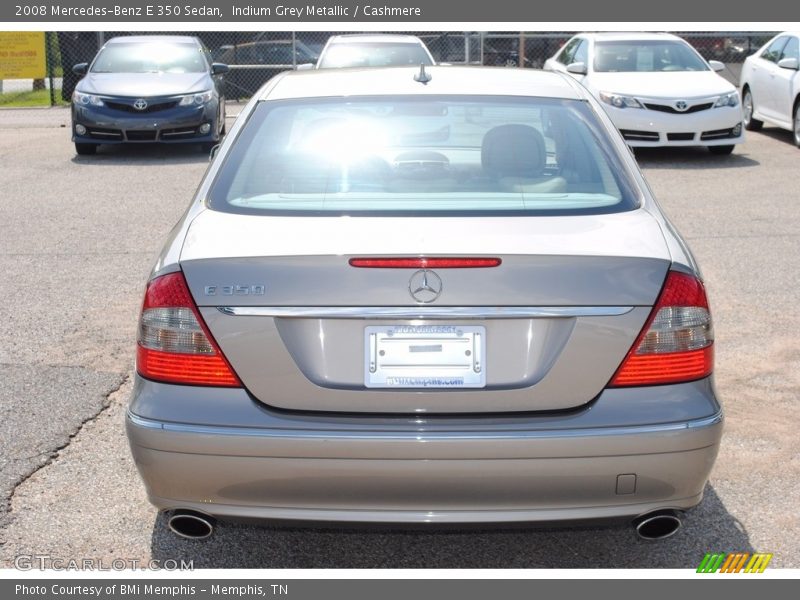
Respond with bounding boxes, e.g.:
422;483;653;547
709;145;735;155
75;143;97;155
743;88;763;131
793;102;800;148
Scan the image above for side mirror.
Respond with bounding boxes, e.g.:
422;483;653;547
211;63;230;75
72;63;88;75
777;57;799;70
708;60;725;72
296;63;315;71
566;62;588;75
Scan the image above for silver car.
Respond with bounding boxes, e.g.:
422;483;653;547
127;66;722;541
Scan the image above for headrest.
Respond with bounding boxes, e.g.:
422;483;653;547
481;124;546;179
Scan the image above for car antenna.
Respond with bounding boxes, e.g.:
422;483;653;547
414;63;432;84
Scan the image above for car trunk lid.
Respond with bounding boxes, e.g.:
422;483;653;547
180;209;670;413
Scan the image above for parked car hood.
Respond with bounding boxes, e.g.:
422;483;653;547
587;71;736;99
77;72;210;97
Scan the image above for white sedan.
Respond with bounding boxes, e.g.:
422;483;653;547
545;32;744;154
739;32;800;147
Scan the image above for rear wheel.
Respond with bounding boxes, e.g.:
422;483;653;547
708;145;735;155
743;88;763;131
75;143;97;155
793;102;800;148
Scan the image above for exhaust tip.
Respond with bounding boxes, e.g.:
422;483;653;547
633;510;682;541
167;510;215;540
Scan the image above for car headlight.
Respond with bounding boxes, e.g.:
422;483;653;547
179;91;214;106
714;92;739;108
598;92;643;109
73;91;104;107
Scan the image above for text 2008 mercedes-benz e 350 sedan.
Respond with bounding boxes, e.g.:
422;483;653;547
126;66;722;541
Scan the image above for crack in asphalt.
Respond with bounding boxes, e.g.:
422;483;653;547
0;372;131;531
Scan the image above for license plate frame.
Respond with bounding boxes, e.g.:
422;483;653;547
364;324;486;388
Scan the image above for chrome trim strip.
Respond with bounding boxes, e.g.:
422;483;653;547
127;410;723;441
686;412;724;429
161;130;196;137
87;130;122;137
215;306;635;319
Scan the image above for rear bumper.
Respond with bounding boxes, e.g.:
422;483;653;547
126;376;723;524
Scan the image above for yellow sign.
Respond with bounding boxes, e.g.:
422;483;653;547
0;32;47;79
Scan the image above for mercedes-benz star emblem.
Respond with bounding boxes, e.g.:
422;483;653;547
675;100;688;111
133;98;148;111
408;269;442;304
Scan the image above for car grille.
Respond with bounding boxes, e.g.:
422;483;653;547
644;102;714;114
701;127;737;140
619;129;660;142
106;100;179;113
126;130;158;141
666;133;695;141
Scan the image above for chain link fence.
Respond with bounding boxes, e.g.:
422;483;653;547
0;31;778;106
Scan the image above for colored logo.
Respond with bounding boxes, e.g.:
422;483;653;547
697;552;773;573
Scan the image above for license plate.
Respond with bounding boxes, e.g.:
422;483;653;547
364;325;486;388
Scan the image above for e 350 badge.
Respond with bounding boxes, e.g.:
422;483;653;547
204;284;265;296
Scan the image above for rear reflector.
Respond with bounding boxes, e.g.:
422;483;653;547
349;257;502;268
137;272;240;387
610;271;713;387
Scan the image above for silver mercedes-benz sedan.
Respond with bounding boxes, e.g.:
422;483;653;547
126;66;722;541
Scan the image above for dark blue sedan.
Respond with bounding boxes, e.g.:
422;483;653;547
71;35;228;155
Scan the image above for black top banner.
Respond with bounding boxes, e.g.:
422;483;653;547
2;0;799;23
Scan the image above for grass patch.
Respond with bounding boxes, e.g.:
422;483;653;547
0;88;68;107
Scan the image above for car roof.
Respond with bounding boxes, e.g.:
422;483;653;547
575;32;683;43
260;66;583;101
106;35;200;45
326;34;427;45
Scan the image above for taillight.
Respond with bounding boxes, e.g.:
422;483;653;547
609;270;713;387
136;271;241;387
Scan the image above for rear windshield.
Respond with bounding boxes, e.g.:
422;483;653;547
594;40;709;72
208;96;640;216
91;42;207;74
318;43;433;68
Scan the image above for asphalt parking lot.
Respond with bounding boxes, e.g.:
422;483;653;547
0;106;798;569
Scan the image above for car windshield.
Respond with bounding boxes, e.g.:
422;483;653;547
318;42;433;68
209;96;638;216
594;40;709;72
91;42;207;73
